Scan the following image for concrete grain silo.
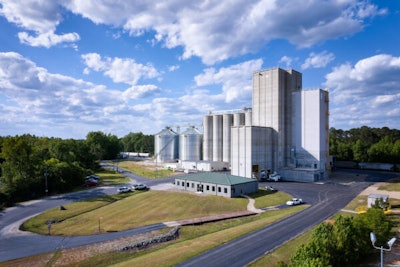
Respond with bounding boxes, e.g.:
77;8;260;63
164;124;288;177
154;127;179;162
203;115;213;161
213;114;223;162
179;126;203;161
223;114;233;163
233;112;245;126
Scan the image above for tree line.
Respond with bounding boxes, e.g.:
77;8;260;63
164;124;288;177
0;131;154;205
281;207;395;267
330;126;400;164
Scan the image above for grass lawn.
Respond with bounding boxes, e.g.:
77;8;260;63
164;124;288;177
24;191;249;236
104;206;306;267
111;160;174;179
96;169;131;185
251;189;292;208
378;178;400;191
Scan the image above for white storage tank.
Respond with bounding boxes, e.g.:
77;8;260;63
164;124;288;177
223;114;233;163
213;114;223;162
203;115;213;161
154;127;179;162
233;112;245;126
245;109;252;126
179;126;203;161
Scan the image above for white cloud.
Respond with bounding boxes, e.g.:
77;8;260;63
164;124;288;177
0;52;164;137
81;53;161;85
194;59;263;103
301;51;335;70
1;0;384;63
279;56;293;69
325;54;400;129
0;0;80;48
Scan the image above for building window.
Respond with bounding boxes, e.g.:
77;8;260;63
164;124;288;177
177;181;180;186
212;186;215;191
192;183;194;188
187;182;189;187
224;188;227;194
218;187;221;193
206;185;210;190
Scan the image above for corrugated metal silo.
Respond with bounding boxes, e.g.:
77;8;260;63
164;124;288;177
154;127;179;162
223;114;233;163
203;115;213;161
179;126;203;161
233;112;245;126
213;114;223;162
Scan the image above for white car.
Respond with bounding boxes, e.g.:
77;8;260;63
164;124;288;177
286;198;303;206
265;185;277;191
133;184;148;190
269;172;281;181
117;186;132;193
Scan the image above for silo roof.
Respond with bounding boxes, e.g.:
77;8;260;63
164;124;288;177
155;127;177;136
181;127;202;135
177;172;257;186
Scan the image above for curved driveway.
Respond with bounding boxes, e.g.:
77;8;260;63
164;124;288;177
0;169;397;263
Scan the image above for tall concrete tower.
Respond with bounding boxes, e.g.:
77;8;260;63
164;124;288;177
252;68;302;169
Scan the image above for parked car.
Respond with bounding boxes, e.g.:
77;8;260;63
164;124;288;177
85;175;99;181
265;185;277;191
269;172;281;181
117;186;132;193
286;198;303;206
84;180;98;187
133;184;148;190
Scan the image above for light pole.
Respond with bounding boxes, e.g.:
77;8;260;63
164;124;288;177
370;232;396;267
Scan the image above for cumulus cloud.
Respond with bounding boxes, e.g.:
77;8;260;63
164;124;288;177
301;51;335;70
194;59;263;103
81;53;161;85
0;52;164;137
279;56;294;69
1;1;385;63
325;54;400;129
0;0;80;48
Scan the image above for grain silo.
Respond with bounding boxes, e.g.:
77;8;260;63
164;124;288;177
223;114;233;163
203;115;213;161
245;108;252;126
213;114;223;162
233;112;245;126
179;126;203;161
154;127;179;162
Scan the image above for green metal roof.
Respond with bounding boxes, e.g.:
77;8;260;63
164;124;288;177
177;172;257;186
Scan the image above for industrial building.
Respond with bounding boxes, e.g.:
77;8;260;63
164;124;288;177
155;67;330;182
174;172;258;197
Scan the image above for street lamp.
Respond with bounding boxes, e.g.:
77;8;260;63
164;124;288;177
370;232;397;267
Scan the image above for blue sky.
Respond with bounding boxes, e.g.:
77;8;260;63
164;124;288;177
0;0;399;139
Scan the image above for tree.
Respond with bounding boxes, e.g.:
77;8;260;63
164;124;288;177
85;131;121;160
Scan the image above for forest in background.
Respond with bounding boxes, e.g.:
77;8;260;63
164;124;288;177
330;126;400;164
0;126;398;206
0;131;153;205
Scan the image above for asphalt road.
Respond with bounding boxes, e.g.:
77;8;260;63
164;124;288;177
177;181;369;267
178;169;400;267
0;168;397;263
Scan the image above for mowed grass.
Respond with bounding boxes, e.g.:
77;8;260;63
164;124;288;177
24;191;248;236
97;207;306;267
96;169;131;185
378;178;400;191
252;189;292;208
113;160;174;178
